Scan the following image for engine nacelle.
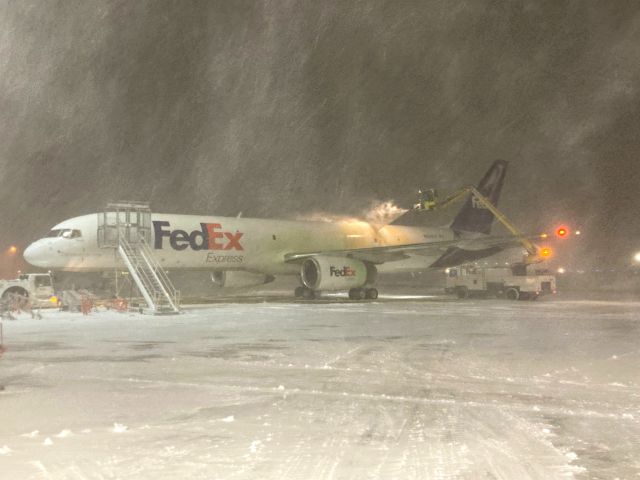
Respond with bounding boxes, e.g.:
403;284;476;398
301;256;376;291
211;271;275;288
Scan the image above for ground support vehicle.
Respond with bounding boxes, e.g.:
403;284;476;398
0;273;55;307
445;265;556;300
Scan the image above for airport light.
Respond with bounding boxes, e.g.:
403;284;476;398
555;226;569;238
539;247;552;258
5;246;19;277
557;267;566;274
634;252;640;264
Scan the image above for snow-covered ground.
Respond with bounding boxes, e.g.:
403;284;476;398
1;295;639;479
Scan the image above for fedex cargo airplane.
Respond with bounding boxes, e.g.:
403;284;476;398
24;160;530;299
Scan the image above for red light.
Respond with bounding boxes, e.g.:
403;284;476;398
556;226;569;238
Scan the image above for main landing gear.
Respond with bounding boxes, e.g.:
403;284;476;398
294;286;379;301
294;286;316;299
348;287;378;300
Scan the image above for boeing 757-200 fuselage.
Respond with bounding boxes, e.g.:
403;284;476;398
24;161;528;298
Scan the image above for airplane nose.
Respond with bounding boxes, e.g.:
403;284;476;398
23;242;46;267
23;243;36;265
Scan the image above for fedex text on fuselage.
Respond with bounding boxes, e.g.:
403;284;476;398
153;221;244;251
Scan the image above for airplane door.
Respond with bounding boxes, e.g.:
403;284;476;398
126;209;151;244
98;202;152;248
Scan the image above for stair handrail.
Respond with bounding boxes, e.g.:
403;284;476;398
118;237;157;311
136;238;180;313
120;236;171;310
137;237;181;308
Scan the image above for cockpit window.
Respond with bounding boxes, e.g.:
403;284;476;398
45;229;62;237
61;229;82;239
46;229;82;239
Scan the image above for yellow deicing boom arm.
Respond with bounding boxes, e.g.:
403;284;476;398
433;186;539;261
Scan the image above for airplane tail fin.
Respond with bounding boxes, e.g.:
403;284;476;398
389;160;508;231
449;160;508;235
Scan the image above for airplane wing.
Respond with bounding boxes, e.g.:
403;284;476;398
284;234;544;265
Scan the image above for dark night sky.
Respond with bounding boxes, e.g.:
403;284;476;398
1;1;639;275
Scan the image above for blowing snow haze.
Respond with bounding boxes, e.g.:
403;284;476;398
1;1;640;273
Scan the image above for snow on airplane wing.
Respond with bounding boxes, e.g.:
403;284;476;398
284;234;544;265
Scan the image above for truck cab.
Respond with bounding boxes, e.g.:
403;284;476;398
445;264;556;300
0;273;55;306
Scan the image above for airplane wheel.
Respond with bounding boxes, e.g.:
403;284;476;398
294;286;305;298
302;288;316;300
365;288;378;300
505;288;519;300
348;288;365;300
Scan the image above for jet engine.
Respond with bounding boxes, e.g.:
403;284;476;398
300;256;377;291
211;271;275;288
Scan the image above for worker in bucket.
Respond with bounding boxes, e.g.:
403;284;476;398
415;188;438;210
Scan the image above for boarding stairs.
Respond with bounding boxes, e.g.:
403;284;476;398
118;237;181;314
98;201;181;315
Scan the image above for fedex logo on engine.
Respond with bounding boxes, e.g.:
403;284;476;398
329;266;356;277
153;221;244;251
